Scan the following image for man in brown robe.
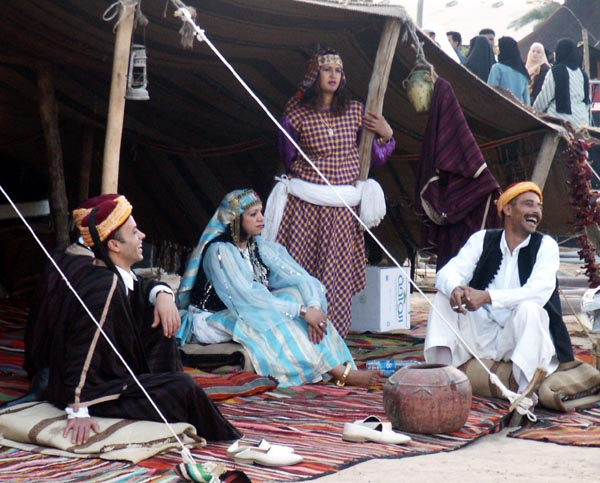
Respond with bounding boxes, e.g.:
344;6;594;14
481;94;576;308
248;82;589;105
45;194;240;445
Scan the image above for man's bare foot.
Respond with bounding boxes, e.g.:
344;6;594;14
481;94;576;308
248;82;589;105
345;369;381;387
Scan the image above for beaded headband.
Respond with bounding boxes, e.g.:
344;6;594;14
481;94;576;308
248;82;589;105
318;54;343;67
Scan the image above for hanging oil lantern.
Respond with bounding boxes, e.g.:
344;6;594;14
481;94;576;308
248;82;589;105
126;44;149;101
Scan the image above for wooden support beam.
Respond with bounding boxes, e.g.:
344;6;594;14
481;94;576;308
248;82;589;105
36;61;69;249
79;128;94;203
101;0;136;194
582;28;590;77
531;132;560;190
358;18;402;181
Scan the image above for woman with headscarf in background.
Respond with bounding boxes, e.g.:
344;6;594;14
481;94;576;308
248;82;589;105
534;38;591;127
526;42;551;103
487;36;531;105
464;35;496;82
177;189;380;388
264;48;396;338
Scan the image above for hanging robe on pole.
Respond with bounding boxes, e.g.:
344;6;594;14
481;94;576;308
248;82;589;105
101;0;136;194
36;61;69;249
358;19;401;181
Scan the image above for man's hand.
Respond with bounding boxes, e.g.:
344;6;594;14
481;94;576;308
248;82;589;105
461;287;491;312
64;417;100;445
304;307;328;344
153;292;181;338
450;286;468;314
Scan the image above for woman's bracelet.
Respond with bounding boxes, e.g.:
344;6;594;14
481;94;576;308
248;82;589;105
335;361;352;387
65;406;90;419
299;305;308;318
377;136;392;146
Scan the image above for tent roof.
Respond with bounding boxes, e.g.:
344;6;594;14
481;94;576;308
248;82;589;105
518;0;600;77
0;0;586;269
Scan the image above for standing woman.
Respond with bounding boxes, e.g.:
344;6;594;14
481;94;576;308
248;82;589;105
534;38;591;128
267;48;395;338
526;42;551;103
464;35;496;82
487;36;531;105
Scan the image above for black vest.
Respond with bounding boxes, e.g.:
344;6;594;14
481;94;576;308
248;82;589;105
469;229;574;362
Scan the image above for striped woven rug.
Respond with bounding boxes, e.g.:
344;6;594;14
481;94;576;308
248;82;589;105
509;407;600;447
0;300;512;482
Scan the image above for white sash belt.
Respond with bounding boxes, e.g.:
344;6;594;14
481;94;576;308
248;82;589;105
263;175;386;241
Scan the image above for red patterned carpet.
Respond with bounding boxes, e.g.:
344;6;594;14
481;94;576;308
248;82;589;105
0;300;511;482
509;407;600;447
1;299;598;482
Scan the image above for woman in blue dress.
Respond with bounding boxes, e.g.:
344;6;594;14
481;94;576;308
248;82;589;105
487;36;531;105
178;189;379;387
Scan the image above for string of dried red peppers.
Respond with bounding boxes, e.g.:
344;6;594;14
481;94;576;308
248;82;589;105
565;134;600;287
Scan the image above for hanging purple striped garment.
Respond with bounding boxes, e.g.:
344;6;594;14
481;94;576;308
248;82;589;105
416;77;502;270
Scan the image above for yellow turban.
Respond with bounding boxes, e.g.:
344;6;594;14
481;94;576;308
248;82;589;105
73;194;133;247
496;181;543;216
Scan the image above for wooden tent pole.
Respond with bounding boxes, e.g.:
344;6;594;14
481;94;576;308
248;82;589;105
358;18;401;181
36;61;69;249
101;0;136;194
582;28;590;77
531;132;560;190
79;129;94;203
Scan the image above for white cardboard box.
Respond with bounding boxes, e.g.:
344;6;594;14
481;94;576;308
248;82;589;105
351;266;411;332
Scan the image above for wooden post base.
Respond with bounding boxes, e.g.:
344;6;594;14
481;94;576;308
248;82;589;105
508;368;547;428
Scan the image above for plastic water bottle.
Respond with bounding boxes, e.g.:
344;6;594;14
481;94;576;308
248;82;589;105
366;359;421;376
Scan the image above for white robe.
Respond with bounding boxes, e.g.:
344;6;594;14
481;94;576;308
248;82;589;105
424;230;559;391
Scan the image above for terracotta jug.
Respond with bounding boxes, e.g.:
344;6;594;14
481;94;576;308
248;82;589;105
403;68;434;114
383;363;472;434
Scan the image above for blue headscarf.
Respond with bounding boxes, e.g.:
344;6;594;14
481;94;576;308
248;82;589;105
177;189;261;309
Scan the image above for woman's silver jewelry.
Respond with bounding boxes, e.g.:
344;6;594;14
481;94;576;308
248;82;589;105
318;113;335;137
319;322;325;328
299;305;308;318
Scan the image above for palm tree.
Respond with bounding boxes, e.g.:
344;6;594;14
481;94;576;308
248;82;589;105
507;1;561;31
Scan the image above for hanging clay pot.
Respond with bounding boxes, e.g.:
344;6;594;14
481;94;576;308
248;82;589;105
403;67;434;114
383;363;472;434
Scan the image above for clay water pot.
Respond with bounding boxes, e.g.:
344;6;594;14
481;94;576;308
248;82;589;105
403;69;434;114
383;363;472;434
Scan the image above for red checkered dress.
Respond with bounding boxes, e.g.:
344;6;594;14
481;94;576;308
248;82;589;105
276;98;367;337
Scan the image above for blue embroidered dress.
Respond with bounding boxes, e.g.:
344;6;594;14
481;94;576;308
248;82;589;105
202;236;355;387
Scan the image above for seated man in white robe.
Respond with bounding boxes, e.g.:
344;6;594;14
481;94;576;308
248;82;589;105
425;181;574;393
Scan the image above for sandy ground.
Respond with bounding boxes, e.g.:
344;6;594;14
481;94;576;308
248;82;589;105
310;258;600;483
309;427;599;482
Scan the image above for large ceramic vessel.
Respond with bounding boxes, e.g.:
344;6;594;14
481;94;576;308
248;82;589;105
383;363;472;434
403;69;434;114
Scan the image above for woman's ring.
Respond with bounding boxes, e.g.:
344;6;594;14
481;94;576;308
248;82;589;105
319;322;324;327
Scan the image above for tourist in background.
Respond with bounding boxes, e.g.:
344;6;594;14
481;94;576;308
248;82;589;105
465;35;496;81
487;36;531;105
526;42;552;103
447;31;467;64
534;38;591;127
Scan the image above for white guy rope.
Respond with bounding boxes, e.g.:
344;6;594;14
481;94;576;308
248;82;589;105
170;1;537;420
0;183;196;464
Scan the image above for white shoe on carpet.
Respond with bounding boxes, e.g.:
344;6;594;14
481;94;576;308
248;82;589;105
233;447;303;466
342;421;411;444
227;438;294;457
352;415;393;432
